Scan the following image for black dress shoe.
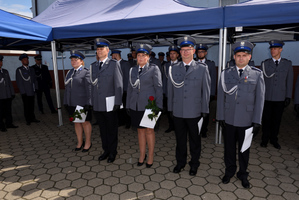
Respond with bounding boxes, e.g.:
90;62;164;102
1;127;7;132
146;163;153;168
40;110;44;114
173;165;184;173
32;119;40;123
107;155;116;163
6;124;18;128
165;127;174;133
272;143;281;149
82;143;92;152
75;141;85;151
137;154;147;166
98;152;109;161
240;178;250;188
189;167;198;176
260;142;267;147
222;175;231;184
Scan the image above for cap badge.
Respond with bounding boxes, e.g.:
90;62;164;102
241;41;245;46
184;37;188;41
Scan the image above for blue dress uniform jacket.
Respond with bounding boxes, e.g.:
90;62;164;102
0;69;15;99
90;58;123;111
119;59;131;92
203;59;217;96
16;66;38;96
217;65;265;127
126;63;163;111
63;67;91;107
261;58;293;101
168;60;211;118
162;61;171;96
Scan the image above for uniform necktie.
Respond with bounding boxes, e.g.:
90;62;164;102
99;62;103;70
185;65;190;72
275;60;279;66
139;67;143;75
239;69;243;77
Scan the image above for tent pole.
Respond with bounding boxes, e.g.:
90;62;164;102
216;28;223;144
51;41;63;126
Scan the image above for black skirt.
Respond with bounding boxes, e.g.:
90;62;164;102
130;109;146;129
67;106;92;122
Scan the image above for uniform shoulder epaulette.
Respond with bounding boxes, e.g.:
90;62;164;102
264;58;272;62
90;61;97;65
83;67;89;71
206;59;215;63
281;58;291;62
250;66;262;72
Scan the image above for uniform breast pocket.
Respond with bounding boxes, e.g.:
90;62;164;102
190;77;201;87
247;80;257;93
224;80;237;91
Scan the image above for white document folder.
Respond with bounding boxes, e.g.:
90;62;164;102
197;117;203;135
240;127;253;153
73;105;87;123
139;109;162;129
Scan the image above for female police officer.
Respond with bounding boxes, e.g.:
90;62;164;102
64;50;92;152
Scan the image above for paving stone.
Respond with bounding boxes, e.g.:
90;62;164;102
85;194;102;200
50;172;66;181
144;181;160;191
54;179;71;189
23;188;43;199
201;193;220;200
128;182;144;192
94;185;111;196
171;186;188;198
3;182;22;192
279;182;298;192
250;187;269;198
40;189;59;198
102;193;119;200
104;176;119;186
77;186;94;197
71;179;87;188
136;190;154;200
58;187;77;197
37;180;55;190
218;191;238;200
154;188;172;199
234;188;253;199
88;178;103;187
2;190;24;200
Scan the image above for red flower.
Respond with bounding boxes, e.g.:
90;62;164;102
149;96;154;101
69;117;74;122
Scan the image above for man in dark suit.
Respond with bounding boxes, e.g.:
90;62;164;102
128;48;137;67
168;36;211;176
260;40;293;149
31;55;57;114
91;38;123;163
111;49;131;128
0;55;18;132
196;44;216;138
217;41;265;188
16;53;40;125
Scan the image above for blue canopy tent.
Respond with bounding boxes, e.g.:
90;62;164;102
0;9;53;50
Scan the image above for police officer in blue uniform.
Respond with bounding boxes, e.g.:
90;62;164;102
128;47;137;67
111;49;132;128
64;50;92;152
16;53;40;125
91;38;123;163
31;55;57;114
217;41;265;188
260;40;293;149
196;44;217;138
163;46;180;133
168;36;211;176
0;55;18;132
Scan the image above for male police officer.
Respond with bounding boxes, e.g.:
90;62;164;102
111;49;131;128
31;55;57;114
163;46;180;133
16;53;40;125
196;44;217;138
0;55;18;132
260;40;293;149
168;36;210;176
128;47;137;67
90;38;123;163
217;41;265;188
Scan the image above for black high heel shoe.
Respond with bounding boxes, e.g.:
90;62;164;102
75;141;85;151
82;143;92;152
146;163;153;168
137;154;147;166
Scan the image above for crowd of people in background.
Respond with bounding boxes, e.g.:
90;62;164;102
0;36;299;189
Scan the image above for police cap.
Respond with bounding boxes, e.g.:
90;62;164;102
94;38;111;47
269;40;284;48
177;36;196;48
158;52;165;56
150;51;156;57
127;53;133;58
69;50;85;60
136;44;151;55
19;53;29;61
166;52;170;56
196;44;208;51
232;41;254;54
110;49;121;56
34;55;42;60
168;45;180;53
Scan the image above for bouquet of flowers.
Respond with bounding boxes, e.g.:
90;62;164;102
69;108;86;122
145;96;160;121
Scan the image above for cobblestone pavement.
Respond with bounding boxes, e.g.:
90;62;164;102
0;90;298;200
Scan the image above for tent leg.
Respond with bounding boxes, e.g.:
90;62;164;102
216;28;224;144
51;41;63;126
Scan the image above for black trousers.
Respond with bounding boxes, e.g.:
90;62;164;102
262;101;285;144
21;95;36;123
173;116;201;168
0;98;13;128
36;88;56;112
118;92;131;126
164;97;174;129
223;123;250;179
94;111;118;156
